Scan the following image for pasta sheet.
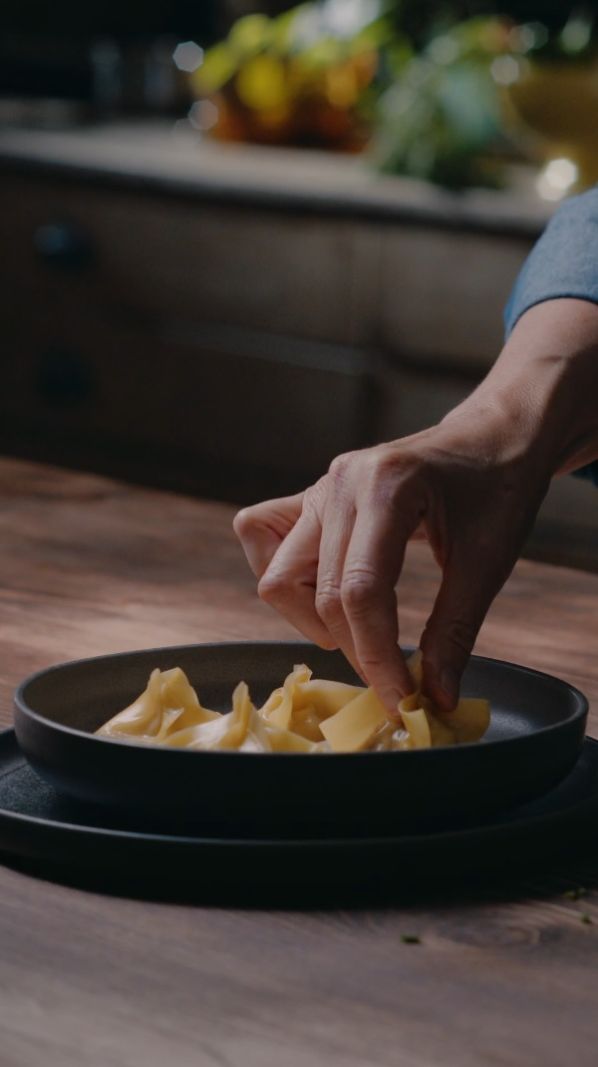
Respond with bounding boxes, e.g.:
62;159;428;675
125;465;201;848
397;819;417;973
96;652;490;754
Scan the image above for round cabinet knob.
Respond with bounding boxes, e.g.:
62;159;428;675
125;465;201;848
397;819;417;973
35;349;95;406
33;222;94;272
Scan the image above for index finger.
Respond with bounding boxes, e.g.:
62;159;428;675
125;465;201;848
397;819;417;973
233;493;304;579
340;499;420;715
257;500;337;651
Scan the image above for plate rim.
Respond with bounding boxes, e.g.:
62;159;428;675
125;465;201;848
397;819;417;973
13;640;589;759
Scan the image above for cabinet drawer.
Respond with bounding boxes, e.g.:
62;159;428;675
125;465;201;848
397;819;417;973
2;312;377;484
0;174;363;346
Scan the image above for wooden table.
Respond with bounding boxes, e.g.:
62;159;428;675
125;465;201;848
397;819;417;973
2;456;598;1067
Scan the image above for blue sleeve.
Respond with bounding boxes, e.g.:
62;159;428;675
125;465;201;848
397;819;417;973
504;185;598;333
504;185;598;487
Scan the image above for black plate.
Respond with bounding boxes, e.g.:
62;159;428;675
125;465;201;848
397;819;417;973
13;642;588;837
1;730;598;903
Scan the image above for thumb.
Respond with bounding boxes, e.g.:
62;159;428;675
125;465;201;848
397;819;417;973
420;552;502;712
233;493;304;579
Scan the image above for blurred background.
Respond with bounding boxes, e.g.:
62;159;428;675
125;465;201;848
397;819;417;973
1;1;598;567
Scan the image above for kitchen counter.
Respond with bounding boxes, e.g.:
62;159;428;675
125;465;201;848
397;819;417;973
1;456;598;1067
0;120;553;237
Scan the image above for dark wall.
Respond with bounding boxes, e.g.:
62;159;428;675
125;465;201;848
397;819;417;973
0;1;586;101
397;1;585;43
0;1;217;99
2;0;217;37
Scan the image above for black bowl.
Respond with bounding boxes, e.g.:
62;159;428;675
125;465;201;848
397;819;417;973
13;642;588;838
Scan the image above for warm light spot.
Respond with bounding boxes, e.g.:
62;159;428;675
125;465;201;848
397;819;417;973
235;55;288;110
326;64;359;108
536;158;579;201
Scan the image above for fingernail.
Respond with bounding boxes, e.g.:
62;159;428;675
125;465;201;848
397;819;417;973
382;688;403;718
320;638;339;651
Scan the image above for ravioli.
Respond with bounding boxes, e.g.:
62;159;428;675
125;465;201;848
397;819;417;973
96;652;490;754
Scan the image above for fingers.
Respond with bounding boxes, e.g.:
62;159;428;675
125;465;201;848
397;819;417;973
315;479;360;673
257;492;337;650
420;547;506;712
233;493;304;579
340;499;419;715
235;456;430;705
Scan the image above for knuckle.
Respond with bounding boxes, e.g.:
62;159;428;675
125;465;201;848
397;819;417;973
328;452;355;484
341;568;379;613
302;484;319;511
315;581;343;623
369;447;398;478
232;507;255;538
257;571;286;605
302;477;326;515
366;447;425;507
358;652;386;670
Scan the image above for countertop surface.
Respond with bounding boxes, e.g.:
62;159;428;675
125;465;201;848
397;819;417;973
0;120;554;237
1;456;598;1066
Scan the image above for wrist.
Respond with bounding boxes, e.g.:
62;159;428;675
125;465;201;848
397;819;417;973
439;373;559;483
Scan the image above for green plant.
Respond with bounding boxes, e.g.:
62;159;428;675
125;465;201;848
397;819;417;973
372;17;512;187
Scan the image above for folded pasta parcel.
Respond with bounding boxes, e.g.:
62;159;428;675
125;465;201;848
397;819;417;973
96;654;490;753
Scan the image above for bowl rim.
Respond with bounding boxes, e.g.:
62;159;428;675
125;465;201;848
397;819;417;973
13;639;589;759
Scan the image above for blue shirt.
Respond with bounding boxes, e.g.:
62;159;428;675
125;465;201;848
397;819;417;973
504;185;598;486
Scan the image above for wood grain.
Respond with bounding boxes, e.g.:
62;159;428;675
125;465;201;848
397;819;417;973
2;456;598;1067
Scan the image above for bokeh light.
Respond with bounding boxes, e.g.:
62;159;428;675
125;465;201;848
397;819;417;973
536;157;579;200
173;41;204;74
490;55;520;86
188;99;219;132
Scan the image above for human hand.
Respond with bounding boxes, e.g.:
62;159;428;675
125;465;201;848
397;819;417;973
235;294;598;714
234;398;554;714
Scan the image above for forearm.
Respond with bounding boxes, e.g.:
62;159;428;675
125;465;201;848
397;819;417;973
444;298;598;480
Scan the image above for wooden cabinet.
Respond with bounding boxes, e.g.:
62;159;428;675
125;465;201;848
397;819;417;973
380;227;531;371
3;176;365;344
1;126;597;568
0;171;381;499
